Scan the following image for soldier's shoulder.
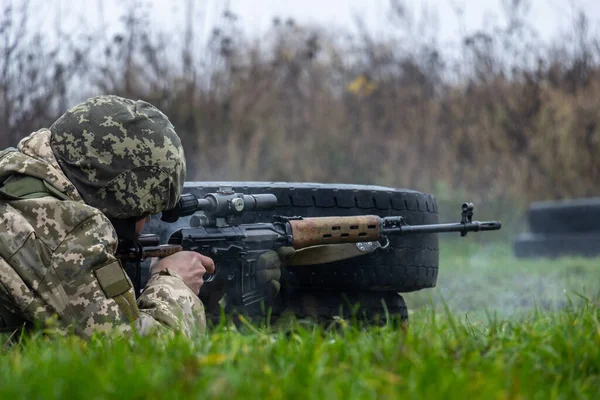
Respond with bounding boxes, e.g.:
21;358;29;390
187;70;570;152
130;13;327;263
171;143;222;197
0;197;110;257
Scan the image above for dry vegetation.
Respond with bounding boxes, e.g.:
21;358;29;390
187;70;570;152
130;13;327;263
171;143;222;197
1;0;599;210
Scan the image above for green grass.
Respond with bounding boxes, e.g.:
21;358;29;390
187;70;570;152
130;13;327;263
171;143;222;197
1;241;599;399
405;240;600;319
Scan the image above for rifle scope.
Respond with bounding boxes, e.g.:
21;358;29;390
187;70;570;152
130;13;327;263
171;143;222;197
161;192;278;222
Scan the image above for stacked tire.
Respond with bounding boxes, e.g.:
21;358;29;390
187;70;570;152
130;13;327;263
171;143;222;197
513;197;600;258
141;181;441;324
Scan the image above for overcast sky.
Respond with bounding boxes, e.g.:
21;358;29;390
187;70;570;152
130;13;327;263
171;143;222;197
9;0;600;52
221;0;600;40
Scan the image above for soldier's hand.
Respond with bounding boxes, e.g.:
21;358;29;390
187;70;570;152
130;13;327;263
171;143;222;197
256;247;296;298
150;251;216;294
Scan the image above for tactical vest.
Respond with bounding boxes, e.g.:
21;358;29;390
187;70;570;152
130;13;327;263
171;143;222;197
0;174;69;333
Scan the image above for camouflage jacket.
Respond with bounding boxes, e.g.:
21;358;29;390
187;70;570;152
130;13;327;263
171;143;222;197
0;129;206;338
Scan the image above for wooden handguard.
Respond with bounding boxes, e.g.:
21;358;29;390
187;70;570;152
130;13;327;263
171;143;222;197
117;244;183;261
141;244;183;259
289;216;382;249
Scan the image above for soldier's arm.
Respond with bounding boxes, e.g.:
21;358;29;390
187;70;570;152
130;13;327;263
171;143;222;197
54;211;205;337
136;270;206;336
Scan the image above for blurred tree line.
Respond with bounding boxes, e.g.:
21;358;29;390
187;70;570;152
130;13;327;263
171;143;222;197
1;0;599;208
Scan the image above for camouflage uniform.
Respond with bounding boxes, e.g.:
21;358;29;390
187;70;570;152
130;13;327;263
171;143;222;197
0;95;206;338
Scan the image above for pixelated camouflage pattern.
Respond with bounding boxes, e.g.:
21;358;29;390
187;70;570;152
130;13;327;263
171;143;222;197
137;272;207;336
0;129;205;337
49;95;186;219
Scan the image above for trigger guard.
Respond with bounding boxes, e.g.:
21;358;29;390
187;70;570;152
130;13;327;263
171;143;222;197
379;237;390;249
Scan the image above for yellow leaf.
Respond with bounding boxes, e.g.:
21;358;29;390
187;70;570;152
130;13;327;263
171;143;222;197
347;75;367;94
347;74;377;97
197;353;228;366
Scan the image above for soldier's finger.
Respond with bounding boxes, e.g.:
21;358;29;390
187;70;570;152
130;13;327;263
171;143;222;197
276;246;296;261
201;256;216;274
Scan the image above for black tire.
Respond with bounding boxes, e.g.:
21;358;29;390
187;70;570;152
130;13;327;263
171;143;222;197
278;290;409;325
528;197;600;234
513;232;600;258
203;291;408;329
142;181;440;293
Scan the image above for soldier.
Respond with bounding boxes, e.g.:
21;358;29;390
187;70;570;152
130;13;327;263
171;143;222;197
0;95;282;338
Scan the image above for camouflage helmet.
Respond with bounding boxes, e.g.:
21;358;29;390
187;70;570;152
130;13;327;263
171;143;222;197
49;95;186;219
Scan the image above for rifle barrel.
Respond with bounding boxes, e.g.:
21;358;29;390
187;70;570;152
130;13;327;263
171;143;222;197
385;221;501;235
